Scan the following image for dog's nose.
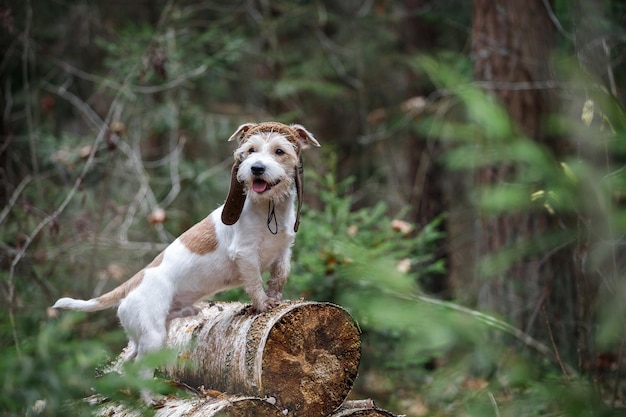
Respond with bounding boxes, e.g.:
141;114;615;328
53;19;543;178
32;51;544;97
251;163;265;176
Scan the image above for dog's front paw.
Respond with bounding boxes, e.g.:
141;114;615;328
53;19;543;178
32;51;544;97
250;296;281;313
266;289;283;301
266;296;282;308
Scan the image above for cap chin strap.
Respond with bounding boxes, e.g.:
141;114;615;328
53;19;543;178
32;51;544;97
293;155;303;233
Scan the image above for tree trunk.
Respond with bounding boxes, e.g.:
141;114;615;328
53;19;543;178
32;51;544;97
162;301;362;417
95;395;283;417
470;0;581;362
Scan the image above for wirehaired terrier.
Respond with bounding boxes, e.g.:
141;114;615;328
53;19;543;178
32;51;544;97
53;121;320;376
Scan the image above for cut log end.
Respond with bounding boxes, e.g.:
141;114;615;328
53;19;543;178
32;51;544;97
261;303;362;416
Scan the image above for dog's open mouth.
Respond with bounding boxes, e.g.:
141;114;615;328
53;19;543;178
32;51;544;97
252;179;280;193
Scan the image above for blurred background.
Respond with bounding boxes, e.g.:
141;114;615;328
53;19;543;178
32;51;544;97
1;1;626;416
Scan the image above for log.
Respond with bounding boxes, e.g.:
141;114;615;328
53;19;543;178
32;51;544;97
330;407;396;417
330;399;397;417
94;395;283;417
162;301;362;417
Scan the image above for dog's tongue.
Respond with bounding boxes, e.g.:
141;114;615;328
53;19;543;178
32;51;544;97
253;179;268;193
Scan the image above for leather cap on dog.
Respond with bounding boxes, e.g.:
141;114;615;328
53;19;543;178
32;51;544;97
221;122;319;232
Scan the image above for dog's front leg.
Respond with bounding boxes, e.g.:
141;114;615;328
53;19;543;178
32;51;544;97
241;262;271;312
267;248;291;303
230;246;271;311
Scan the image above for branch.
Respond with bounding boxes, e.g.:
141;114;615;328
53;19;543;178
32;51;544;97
393;290;579;376
541;0;574;40
0;175;32;225
50;56;208;96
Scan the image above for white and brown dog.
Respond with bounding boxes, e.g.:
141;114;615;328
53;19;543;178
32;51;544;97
52;121;320;366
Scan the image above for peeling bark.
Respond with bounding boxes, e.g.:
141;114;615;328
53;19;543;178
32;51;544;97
95;395;283;417
330;408;396;417
162;301;362;417
331;399;397;416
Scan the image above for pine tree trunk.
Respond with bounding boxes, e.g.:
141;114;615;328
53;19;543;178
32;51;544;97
162;301;362;417
470;0;582;363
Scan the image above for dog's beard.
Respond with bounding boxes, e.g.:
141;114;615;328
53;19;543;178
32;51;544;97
252;178;279;193
246;176;293;203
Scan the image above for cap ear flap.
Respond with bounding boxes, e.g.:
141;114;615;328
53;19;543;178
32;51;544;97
228;123;256;144
221;159;246;225
294;156;304;233
292;124;321;149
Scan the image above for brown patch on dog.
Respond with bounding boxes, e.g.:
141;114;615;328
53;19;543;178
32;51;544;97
148;251;164;268
93;251;165;308
179;216;218;255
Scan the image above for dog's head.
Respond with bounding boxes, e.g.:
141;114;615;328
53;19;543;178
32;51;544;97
221;122;320;232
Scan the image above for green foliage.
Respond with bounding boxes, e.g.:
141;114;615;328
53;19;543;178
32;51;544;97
289;158;464;376
0;310;183;416
0;313;110;416
410;50;626;414
3;1;626;416
289;156;445;303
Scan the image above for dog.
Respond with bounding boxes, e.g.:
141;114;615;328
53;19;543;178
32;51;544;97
52;121;320;381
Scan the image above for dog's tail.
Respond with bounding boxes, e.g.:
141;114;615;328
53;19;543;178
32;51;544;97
52;297;108;311
52;270;145;312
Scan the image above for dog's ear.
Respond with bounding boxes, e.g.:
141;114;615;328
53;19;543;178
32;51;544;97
221;158;245;226
228;123;256;144
222;123;257;225
292;124;321;149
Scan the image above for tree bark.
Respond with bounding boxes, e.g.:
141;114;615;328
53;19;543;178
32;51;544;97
94;396;398;417
470;0;581;362
162;301;362;417
95;395;283;417
330;399;397;416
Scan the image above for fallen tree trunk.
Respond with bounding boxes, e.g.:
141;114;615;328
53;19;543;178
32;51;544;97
331;400;397;416
331;407;396;417
162;301;362;417
95;395;283;417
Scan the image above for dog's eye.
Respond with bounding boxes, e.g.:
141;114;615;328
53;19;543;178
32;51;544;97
275;148;285;155
248;147;256;154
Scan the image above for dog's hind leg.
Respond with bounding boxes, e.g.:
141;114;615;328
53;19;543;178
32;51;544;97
117;295;170;405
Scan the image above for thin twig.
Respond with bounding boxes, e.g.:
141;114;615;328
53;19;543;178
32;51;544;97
115;139;170;243
41;81;104;131
541;0;574;40
0;175;32;225
426;80;611;106
488;392;500;417
393;290;579;376
542;304;570;377
159;110;184;209
22;0;40;201
603;38;617;97
611;331;625;408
